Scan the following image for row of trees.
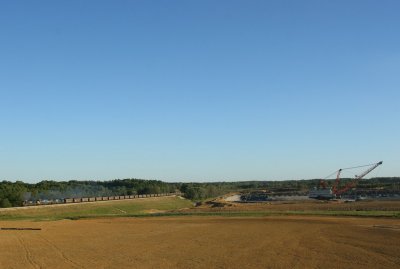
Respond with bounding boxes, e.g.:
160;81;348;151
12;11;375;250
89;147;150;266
0;179;179;208
0;177;399;207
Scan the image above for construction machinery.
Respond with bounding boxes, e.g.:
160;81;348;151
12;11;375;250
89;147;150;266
309;161;383;200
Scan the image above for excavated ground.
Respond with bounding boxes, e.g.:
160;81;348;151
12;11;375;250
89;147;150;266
191;197;400;212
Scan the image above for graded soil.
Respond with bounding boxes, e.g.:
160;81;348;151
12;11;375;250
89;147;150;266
0;216;399;269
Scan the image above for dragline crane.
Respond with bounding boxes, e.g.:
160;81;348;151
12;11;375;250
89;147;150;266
309;161;383;200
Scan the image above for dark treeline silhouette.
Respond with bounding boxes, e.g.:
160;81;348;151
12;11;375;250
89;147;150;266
0;179;178;208
0;177;399;207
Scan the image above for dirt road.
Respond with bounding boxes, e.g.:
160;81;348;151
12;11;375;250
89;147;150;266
0;216;399;269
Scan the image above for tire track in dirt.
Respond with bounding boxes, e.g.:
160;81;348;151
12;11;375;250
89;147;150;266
38;235;83;269
16;235;42;269
317;225;398;268
40;233;136;268
330;236;398;267
286;232;308;268
113;207;127;214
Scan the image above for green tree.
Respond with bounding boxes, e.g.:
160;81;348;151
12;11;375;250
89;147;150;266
0;198;12;208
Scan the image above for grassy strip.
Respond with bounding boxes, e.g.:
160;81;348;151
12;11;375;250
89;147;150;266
0;196;194;221
12;210;397;221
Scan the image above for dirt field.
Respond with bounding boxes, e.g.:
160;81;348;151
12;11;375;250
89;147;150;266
1;216;399;269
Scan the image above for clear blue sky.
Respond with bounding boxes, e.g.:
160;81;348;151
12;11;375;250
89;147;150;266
0;1;399;182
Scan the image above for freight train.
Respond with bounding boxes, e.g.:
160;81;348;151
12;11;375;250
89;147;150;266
23;192;181;206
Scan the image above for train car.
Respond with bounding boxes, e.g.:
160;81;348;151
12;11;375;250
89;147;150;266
21;192;176;208
23;201;33;206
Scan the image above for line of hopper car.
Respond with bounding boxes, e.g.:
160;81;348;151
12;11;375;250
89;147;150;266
23;192;181;206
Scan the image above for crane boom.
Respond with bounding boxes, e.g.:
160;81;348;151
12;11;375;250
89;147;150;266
332;169;342;194
354;161;383;179
334;161;383;195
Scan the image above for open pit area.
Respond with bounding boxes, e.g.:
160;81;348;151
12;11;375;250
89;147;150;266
190;196;400;217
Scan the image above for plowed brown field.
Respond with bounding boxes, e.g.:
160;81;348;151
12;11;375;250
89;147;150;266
1;216;399;269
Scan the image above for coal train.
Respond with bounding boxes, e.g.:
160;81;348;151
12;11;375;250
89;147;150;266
23;192;181;206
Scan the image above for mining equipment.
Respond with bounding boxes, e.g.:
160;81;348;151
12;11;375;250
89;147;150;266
240;190;270;202
309;161;383;200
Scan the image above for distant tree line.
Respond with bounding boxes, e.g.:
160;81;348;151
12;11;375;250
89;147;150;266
0;179;178;208
0;177;399;208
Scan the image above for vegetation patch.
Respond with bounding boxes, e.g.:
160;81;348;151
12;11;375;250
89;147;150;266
0;196;193;221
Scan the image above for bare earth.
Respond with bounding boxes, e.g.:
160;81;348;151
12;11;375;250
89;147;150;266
1;216;399;269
